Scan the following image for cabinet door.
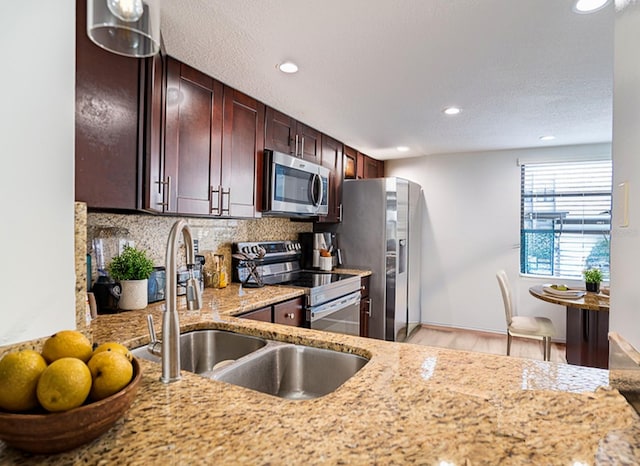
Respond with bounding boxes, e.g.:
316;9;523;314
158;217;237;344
376;159;385;177
221;87;265;217
240;306;272;322
143;51;166;212
265;107;295;154
164;58;223;215
75;0;141;210
344;146;357;180
363;155;380;179
356;152;365;179
317;134;343;223
274;297;305;327
296;122;321;163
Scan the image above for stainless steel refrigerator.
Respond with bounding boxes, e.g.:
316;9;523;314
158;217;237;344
335;177;422;341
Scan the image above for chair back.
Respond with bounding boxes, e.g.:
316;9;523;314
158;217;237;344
496;270;514;326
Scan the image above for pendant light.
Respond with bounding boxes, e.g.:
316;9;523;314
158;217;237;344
87;0;160;58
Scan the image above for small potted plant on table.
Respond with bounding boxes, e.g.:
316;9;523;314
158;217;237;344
108;245;155;310
583;267;603;293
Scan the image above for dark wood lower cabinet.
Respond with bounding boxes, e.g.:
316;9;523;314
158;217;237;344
240;306;271;322
274;298;304;327
566;307;609;369
239;297;304;327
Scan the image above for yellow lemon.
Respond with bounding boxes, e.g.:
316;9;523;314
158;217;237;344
0;350;48;412
92;342;132;362
87;351;133;401
36;358;92;412
41;330;93;363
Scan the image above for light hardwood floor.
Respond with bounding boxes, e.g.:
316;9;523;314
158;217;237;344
407;325;567;364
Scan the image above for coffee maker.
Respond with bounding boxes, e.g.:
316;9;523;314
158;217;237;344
299;232;342;270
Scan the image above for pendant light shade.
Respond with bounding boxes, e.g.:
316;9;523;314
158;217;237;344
87;0;160;58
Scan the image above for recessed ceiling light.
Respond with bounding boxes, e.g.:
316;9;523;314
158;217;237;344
573;0;609;13
539;135;556;141
396;146;410;152
443;107;461;115
277;61;299;74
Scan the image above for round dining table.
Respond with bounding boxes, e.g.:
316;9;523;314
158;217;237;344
529;285;610;369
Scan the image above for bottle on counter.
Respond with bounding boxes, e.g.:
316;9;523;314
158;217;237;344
217;254;227;288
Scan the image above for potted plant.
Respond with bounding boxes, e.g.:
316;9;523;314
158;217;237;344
108;246;155;310
583;267;603;293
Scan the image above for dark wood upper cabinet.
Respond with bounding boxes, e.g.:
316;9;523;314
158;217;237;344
264;107;295;155
344;146;357;180
160;59;263;218
356;151;385;179
163;58;223;216
297;122;321;163
317;134;344;223
75;0;142;210
265;107;320;163
220;86;265;218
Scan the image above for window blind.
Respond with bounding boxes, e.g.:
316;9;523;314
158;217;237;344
520;160;612;280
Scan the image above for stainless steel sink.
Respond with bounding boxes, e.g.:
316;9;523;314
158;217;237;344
131;329;267;375
212;344;368;400
132;330;368;399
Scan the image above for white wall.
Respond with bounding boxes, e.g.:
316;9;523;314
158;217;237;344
386;143;611;341
610;3;640;349
0;1;76;345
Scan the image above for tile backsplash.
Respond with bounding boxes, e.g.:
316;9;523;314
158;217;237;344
87;212;313;285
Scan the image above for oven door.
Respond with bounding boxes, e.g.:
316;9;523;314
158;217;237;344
308;291;361;336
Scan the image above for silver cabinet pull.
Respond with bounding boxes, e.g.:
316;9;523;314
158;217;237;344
366;298;372;317
339;203;343;222
301;136;305;158
285;313;296;319
155;176;171;211
210;185;221;215
221;187;230;215
294;134;299;157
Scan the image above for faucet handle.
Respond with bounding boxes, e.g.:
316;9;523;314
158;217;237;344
146;314;157;342
146;314;162;356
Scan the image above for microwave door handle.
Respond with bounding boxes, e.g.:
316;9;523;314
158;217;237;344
310;173;321;207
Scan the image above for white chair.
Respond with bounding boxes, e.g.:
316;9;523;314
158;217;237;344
496;270;555;361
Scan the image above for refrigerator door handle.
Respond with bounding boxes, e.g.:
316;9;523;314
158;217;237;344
398;238;407;274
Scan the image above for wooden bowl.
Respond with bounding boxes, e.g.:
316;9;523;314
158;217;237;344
0;357;142;454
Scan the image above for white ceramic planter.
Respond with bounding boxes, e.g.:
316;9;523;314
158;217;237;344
118;279;148;310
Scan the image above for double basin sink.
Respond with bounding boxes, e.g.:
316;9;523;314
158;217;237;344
131;330;369;400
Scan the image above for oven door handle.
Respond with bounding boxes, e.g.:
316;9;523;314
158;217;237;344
308;291;361;323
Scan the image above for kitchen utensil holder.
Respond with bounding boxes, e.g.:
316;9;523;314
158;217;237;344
239;260;264;288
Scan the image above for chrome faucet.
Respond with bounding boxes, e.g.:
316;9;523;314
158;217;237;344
159;219;203;383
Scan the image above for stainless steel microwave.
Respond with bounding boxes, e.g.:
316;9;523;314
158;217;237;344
263;150;330;216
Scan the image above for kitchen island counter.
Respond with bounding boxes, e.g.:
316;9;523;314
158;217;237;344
1;285;639;465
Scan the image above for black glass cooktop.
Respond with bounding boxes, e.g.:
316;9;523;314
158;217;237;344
278;271;357;289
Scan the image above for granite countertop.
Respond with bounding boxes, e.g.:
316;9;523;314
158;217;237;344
2;283;640;465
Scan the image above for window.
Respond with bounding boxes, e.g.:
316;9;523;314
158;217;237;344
520;160;612;280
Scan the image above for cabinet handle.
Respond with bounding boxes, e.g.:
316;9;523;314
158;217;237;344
339;203;343;222
210;186;220;215
155;176;171;211
294;134;299;157
221;187;230;215
366;298;372;317
285;313;295;319
301;137;305;158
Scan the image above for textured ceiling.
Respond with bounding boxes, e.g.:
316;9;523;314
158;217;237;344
159;0;614;160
